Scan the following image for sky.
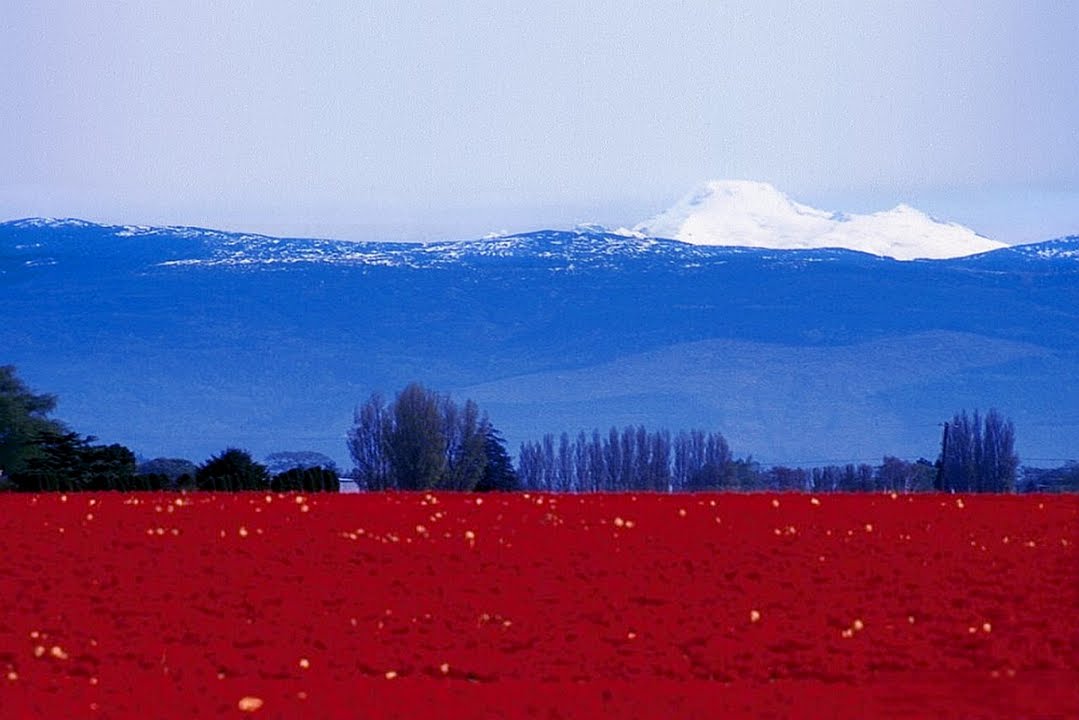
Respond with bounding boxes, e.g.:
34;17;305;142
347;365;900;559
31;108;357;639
2;1;1077;245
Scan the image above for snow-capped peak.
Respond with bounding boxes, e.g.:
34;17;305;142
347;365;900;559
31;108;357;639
634;181;1007;260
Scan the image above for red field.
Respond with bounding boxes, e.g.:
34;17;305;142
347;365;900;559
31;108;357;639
0;492;1076;718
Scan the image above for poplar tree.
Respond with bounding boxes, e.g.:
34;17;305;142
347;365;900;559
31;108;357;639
937;409;1018;493
386;383;447;491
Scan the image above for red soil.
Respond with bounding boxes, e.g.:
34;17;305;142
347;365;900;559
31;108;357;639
0;492;1075;719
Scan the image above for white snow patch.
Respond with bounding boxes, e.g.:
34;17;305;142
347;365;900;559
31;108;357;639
9;218;96;230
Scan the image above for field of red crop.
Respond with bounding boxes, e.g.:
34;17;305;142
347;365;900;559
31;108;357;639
0;492;1075;718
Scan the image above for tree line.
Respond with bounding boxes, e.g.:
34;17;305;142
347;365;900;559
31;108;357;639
516;411;1022;493
516;427;947;493
0;365;340;492
2;364;1068;494
518;428;737;492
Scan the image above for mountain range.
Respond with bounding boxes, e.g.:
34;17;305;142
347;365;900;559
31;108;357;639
2;210;1077;470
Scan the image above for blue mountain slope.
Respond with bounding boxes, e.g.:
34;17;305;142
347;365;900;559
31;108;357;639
947;235;1079;270
2;219;1077;466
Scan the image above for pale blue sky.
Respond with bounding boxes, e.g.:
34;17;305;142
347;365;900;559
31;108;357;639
3;1;1076;244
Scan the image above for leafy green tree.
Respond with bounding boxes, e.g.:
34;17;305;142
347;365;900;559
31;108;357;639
196;449;270;491
0;365;66;476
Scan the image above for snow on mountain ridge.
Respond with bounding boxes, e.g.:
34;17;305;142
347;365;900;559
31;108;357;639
1003;235;1079;261
634;180;1007;260
9;217;98;229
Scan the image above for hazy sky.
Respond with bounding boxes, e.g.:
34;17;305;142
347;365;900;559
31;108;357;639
3;1;1077;244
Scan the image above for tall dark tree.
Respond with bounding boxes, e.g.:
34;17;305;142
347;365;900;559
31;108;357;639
475;424;518;492
0;365;66;477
